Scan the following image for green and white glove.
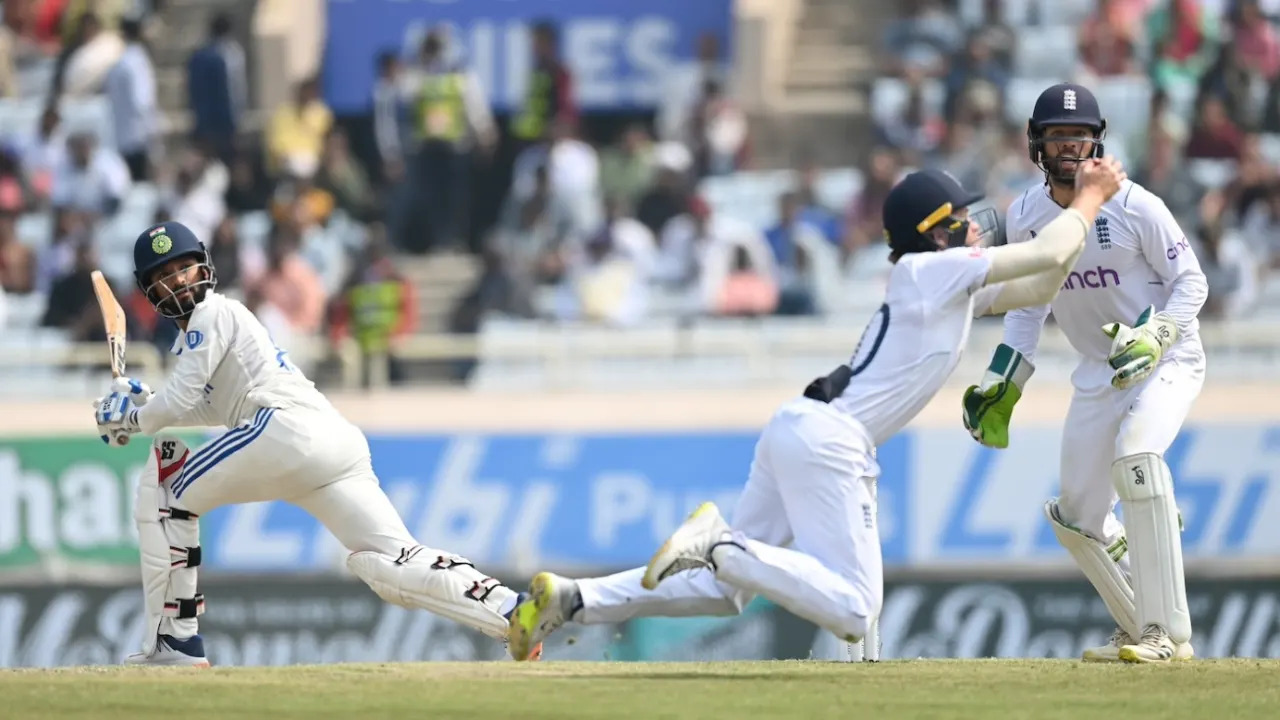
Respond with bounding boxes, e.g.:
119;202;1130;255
1101;305;1178;390
962;343;1034;449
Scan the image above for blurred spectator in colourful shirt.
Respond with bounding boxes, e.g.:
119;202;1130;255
1186;94;1244;159
1079;0;1140;77
327;225;416;386
1232;0;1280;80
598;123;656;210
188;14;246;161
247;221;327;336
764;191;820;316
267;77;333;179
1148;0;1220;91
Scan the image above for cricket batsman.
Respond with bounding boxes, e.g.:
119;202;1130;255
94;221;537;666
963;83;1208;663
505;157;1129;661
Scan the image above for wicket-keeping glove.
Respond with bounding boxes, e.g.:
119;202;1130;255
962;343;1035;449
1102;306;1178;390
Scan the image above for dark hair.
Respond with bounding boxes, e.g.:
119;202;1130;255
376;50;399;74
210;14;233;39
532;20;558;45
121;18;144;42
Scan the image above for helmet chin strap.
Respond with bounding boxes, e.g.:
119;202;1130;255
944;223;970;248
145;263;217;319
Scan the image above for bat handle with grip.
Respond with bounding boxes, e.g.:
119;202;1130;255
110;373;131;446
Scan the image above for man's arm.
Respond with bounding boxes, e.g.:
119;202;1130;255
1132;188;1208;333
979;159;1123;315
983;206;1092;292
372;83;402;164
982;214;1089;317
981;196;1055;360
462;69;496;148
135;307;231;435
1094;187;1209;390
960;157;1127;449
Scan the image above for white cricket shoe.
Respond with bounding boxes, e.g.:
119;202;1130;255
1118;624;1195;664
641;502;733;591
1082;628;1134;662
507;572;578;661
124;634;211;667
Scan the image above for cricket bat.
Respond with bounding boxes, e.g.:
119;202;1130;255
90;270;131;446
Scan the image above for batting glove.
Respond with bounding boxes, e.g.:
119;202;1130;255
962;343;1034;449
93;391;142;445
110;376;154;406
1102;306;1178;390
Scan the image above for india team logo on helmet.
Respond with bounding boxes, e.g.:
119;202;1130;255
148;225;173;254
133;221;218;320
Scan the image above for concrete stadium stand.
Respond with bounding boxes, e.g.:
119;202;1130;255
13;383;1280;436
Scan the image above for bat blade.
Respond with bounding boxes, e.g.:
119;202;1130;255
90;270;131;446
90;270;127;377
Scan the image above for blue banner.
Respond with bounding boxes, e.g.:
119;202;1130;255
195;424;1280;573
323;0;734;114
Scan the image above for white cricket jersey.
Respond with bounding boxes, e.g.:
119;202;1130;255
1003;180;1208;390
135;292;332;435
831;246;1000;446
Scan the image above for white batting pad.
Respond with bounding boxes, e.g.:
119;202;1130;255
1045;500;1138;638
347;548;515;640
134;437;203;655
1112;452;1191;643
712;538;871;643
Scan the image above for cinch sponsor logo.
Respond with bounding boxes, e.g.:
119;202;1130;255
1167;237;1192;260
1062;266;1120;290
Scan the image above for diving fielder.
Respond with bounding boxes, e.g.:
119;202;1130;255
963;83;1207;664
94;222;534;666
505;159;1129;661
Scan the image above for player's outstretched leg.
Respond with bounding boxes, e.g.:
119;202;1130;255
644;501;874;644
509;426;793;660
508;564;754;661
294;475;539;657
347;547;520;641
1112;453;1194;663
508;572;581;661
1044;501;1139;662
125;436;209;667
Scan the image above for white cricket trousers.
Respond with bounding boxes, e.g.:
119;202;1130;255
577;397;884;642
171;405;417;556
1057;357;1205;544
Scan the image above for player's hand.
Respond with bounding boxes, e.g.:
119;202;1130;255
962;344;1034;449
1074;155;1127;203
1102;305;1178;390
93;391;141;445
110;376;154;406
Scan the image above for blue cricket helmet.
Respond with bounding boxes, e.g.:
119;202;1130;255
1027;82;1107;185
133;221;218;319
882;169;994;256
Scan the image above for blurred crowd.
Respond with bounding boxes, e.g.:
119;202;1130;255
0;2;358;370
0;3;803;386
12;0;1279;389
869;0;1280;319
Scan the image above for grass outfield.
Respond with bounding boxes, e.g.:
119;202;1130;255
3;660;1279;719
